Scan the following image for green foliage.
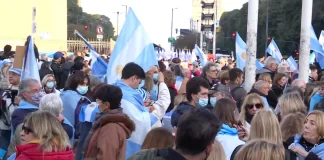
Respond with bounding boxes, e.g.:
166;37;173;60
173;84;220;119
217;0;324;58
67;0;114;40
174;32;201;50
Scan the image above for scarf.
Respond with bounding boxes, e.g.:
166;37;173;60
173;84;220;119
217;124;238;136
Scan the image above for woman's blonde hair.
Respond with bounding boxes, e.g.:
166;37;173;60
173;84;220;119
258;73;271;83
41;74;56;87
305;111;324;137
249;110;282;144
23;111;71;152
163;70;175;86
143;73;154;91
280;112;305;141
278;92;307;119
234;140;285;160
207;140;226;160
173;94;187;110
142;127;174;149
238;93;265;127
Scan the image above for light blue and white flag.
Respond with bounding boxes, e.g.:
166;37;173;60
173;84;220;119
107;8;158;84
310;26;324;55
267;39;283;63
114;80;157;158
21;36;40;83
256;60;264;70
75;31;108;81
235;32;246;70
286;56;298;72
194;44;207;67
315;30;324;69
310;52;316;64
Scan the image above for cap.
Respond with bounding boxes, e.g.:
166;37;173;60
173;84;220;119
53;52;64;59
208;84;230;95
171;102;194;127
9;67;22;76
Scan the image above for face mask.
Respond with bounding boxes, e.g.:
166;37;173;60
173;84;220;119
153;73;158;82
197;98;208;107
77;86;88;95
31;92;45;106
210;97;217;107
46;82;55;88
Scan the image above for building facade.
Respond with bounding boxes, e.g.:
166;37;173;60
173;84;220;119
0;0;67;52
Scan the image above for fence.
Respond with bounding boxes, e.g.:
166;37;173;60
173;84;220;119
67;38;110;55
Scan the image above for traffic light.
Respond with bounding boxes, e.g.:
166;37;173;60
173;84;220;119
84;25;89;31
232;32;236;38
295;50;299;55
267;37;271;41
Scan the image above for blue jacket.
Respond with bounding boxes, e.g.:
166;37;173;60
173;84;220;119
11;100;38;133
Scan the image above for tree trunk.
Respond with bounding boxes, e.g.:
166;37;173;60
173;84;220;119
244;0;259;92
299;0;313;82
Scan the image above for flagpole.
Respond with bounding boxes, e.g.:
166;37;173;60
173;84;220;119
244;0;259;92
213;0;217;59
299;0;313;82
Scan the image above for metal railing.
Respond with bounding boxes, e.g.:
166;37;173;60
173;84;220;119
67;38;110;55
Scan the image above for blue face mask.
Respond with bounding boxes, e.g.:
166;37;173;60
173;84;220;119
153;73;158;82
197;98;208;107
77;86;88;95
210;97;217;107
46;82;55;88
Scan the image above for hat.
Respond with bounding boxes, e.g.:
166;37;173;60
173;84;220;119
53;52;64;59
9;67;22;76
171;103;194;127
208;84;230;95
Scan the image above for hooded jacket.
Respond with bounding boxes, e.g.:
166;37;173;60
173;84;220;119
83;108;135;160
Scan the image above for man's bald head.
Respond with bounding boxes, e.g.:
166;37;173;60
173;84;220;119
291;79;306;93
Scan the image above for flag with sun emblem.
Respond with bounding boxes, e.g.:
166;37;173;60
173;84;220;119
267;39;283;63
235;32;246;70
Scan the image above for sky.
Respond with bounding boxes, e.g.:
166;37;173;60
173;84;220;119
81;0;248;49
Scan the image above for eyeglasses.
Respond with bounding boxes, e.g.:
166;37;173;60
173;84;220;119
246;103;263;109
22;124;33;134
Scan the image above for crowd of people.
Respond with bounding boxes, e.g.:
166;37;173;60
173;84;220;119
0;43;323;160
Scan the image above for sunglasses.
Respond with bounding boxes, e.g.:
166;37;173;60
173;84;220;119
22;125;33;134
246;103;263;109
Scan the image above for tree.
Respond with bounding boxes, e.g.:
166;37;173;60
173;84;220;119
67;0;114;40
217;0;324;58
174;32;201;50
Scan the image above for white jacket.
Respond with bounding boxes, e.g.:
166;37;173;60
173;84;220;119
151;82;170;128
216;134;245;160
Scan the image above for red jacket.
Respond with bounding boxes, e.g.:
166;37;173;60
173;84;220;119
15;143;74;160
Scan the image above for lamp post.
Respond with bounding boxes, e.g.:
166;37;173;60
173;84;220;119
265;0;269;58
117;12;119;36
122;5;128;18
171;8;177;50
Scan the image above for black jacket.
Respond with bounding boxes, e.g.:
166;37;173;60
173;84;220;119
58;61;74;89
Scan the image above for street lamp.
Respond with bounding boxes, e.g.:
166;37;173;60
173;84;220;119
113;11;124;36
265;0;269;58
122;5;128;18
171;8;178;50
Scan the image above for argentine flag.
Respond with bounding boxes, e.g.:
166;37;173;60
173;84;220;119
256;60;264;70
75;31;108;81
107;8;158;84
235;32;246;70
21;36;40;83
194;44;207;67
315;30;324;69
310;26;324;55
266;39;283;63
286;56;298;72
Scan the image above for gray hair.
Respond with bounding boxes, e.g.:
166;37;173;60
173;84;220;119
201;62;217;78
19;78;40;96
277;66;288;74
291;79;305;88
39;93;63;117
40;54;48;61
66;54;75;61
254;80;268;90
264;57;278;67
